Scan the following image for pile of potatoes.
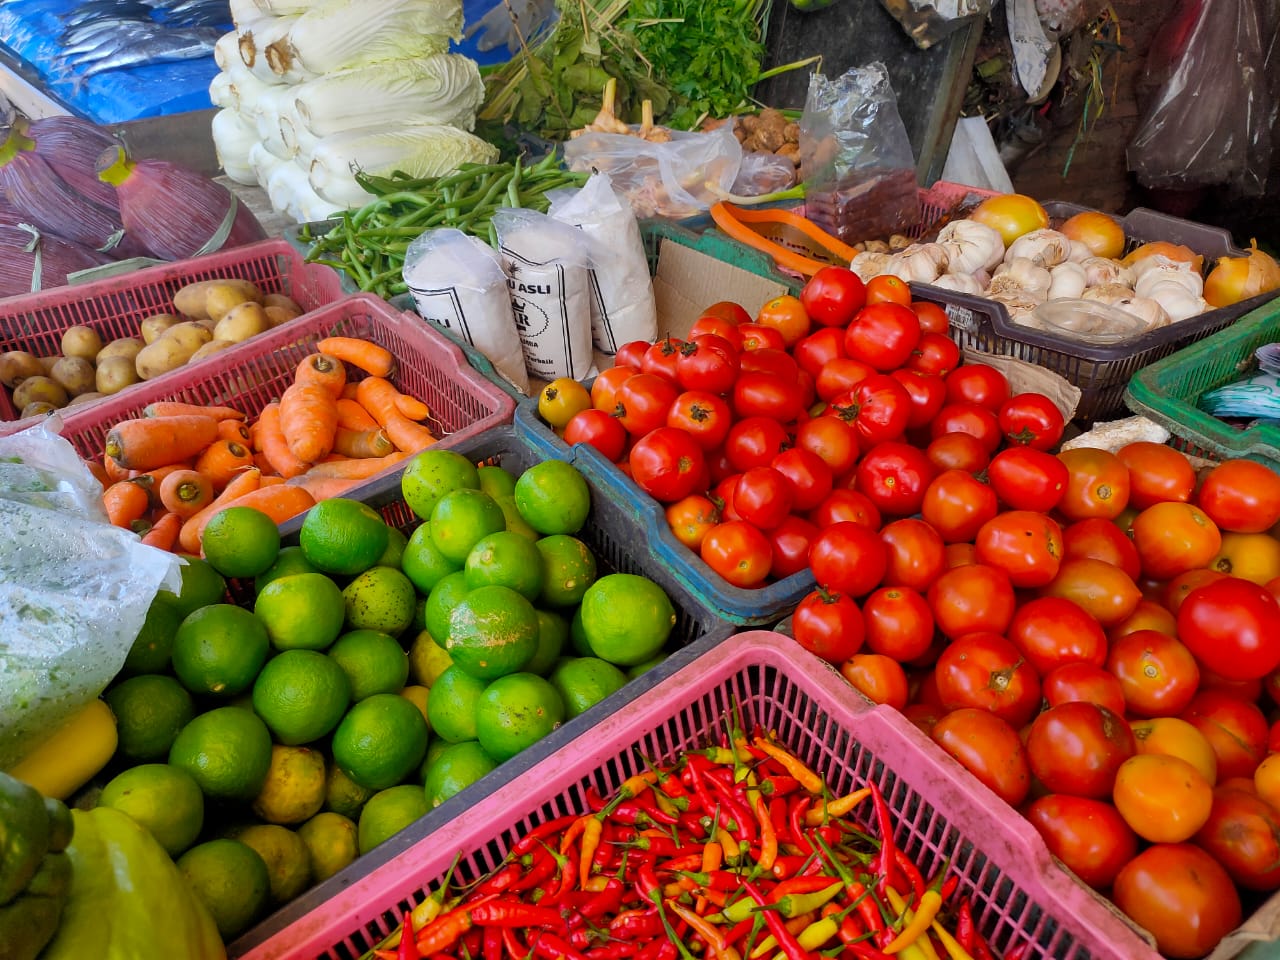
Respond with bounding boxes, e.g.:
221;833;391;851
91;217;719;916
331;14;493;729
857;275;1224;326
0;279;304;419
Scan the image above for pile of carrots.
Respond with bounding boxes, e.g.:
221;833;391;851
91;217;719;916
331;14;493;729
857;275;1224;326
91;335;437;553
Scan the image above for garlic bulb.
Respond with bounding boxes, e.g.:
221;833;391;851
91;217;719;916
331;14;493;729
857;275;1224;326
930;272;985;295
1068;239;1093;263
878;256;914;283
992;257;1052;299
937;219;1005;273
1005;229;1072;268
1115;296;1171;330
1128;253;1193;282
896;243;949;282
849;251;893;283
1142;280;1209;322
989;292;1042;325
1082;257;1134;288
1081;282;1137;305
1047;261;1088;300
1134;263;1204;300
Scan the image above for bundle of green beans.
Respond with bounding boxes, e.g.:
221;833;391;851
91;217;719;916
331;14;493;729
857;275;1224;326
301;153;589;300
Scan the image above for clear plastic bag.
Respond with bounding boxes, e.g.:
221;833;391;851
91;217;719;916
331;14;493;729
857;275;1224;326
731;152;799;197
1127;0;1272;196
877;0;993;48
798;63;921;243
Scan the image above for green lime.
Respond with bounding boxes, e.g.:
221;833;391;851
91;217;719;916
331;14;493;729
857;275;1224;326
550;657;629;719
526;610;569;677
408;631;454;686
104;674;194;760
252;649;352;745
628;653;669;679
425;665;486;743
465;531;545;600
171;604;269;697
332;693;429;791
254;545;319;595
569;606;595;657
536;535;597;607
423;741;498;809
402;449;480;521
580;574;675;666
169;706;273;801
251;744;327;825
325;763;375;821
430;489;506;565
299;498;390;576
475;673;565;762
99;763;203;856
177;839;270;941
477;464;517;500
255;572;346;651
358;785;429;855
514;461;590;535
343;566;417;636
233;824;312;904
424;571;471;648
201;506;281;578
329;630;409;701
420;738;452;783
297;812;358;883
445;585;539;680
494;494;540;541
123;593;184;674
163;556;227;619
377;527;408;568
401;522;462;594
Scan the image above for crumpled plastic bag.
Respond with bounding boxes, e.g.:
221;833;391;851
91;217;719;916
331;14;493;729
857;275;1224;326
464;0;559;54
877;0;993;49
0;415;182;770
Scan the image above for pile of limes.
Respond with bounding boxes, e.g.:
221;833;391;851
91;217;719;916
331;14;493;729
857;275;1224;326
93;447;678;943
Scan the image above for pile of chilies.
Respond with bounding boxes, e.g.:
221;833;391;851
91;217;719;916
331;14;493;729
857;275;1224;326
371;731;1017;960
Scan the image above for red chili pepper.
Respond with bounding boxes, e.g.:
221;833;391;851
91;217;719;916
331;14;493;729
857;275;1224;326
609;909;665;941
774;875;845;897
723;916;756;947
938;874;960;903
633;795;681;826
585;787;610;812
684;758;737;836
770;854;809;880
475;863;523;897
809;824;843;849
892;847;925;900
787;796;815;856
584;943;645;959
867;783;901;896
955;898;975;951
971;937;997;960
678;869;741;892
509;848;558;893
512;814;582;856
1004;942;1031;960
397;910;420;960
836;912;863;944
459;929;483;958
540;846;578;907
845;942;894;960
741;880;811;960
482;925;503;960
581;878;625;921
760;775;802;797
634;940;677;960
529;931;589;960
502;928;525;959
656;853;703;873
704;776;757;844
414;905;476;954
568;927;592;950
636;863;663;907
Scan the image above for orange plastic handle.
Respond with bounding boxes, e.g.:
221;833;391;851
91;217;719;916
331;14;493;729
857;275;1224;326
709;202;860;278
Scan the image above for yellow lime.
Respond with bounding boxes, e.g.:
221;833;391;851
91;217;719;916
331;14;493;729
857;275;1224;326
514;461;590;535
402;449;480;522
325;763;375;821
99;763;203;856
408;631;454;687
465;531;545;600
401;522;462;594
445;585;539;680
358;784;429;855
494;494;540;541
177;839;271;941
103;674;194;760
538;378;593;428
580;574;675;666
232;824;312;904
550;657;629;719
297;811;358;883
255;572;346;651
399;685;430;727
535;535;597;607
627;653;669;679
201;506;281;578
329;629;410;701
377;526;408;569
343;566;417;636
430;489;506;564
123;593;184;674
252;649;352;745
163;555;227;619
299;498;390;576
332;693;429;791
425;665;486;743
251;744;327;825
526;610;569;677
424;571;471;648
254;545;318;595
423;741;498;809
171;604;269;697
477;464;517;501
169;706;273;801
475;673;565;762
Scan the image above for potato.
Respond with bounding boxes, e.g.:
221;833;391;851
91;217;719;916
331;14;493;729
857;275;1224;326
13;376;69;410
67;391;104;406
97;337;144;364
264;293;303;314
140;313;182;344
159;321;213;356
205;284;256;324
213;302;270;343
61;325;103;361
135;339;195;381
0;351;45;388
172;278;260;321
189;340;236;363
37;356;60;375
97;355;141;394
50;356;97;397
20;401;57;419
265;305;302;328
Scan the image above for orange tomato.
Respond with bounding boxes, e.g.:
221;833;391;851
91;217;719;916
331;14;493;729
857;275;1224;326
754;295;811;347
1162;568;1228;615
1131;717;1218;786
1211;531;1280;585
591;366;635;412
910;300;950;335
1040;558;1142;627
1197;459;1280;533
1113;845;1241;959
863;275;912;307
1106;630;1201;718
840;653;909;710
664;494;720;551
943;542;978;568
1254;753;1280;810
1113;754;1213;843
700;300;753;326
1130;501;1222;581
1108;599;1178;641
1059;210;1125;260
1116;441;1197;509
968;194;1050;247
1057;448;1130;521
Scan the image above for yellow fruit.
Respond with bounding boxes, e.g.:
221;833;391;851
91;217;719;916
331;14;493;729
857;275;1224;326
297;812;358;882
538;378;592;429
99;764;204;856
233;824;313;904
251;745;328;825
358;784;429;855
9;699;117;800
408;631;454;687
400;685;430;727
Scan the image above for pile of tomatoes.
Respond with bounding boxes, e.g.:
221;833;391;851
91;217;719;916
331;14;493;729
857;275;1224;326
542;265;1280;960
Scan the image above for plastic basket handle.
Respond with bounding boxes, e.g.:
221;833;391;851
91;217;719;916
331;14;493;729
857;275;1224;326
709;203;859;278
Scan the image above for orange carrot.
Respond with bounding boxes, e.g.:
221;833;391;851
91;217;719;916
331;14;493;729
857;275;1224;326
159;469;215;519
84;459;110;489
103;455;130;484
285;474;363;501
105;415;219;471
394;393;431;421
178;467;262;554
316;337;394;378
301;451;410;480
256;402;310;479
294;353;348;397
103;480;150;528
253;452;274;473
140;512;182;551
340;382;360;400
335;397;379;431
195;439;256;490
218;419;252;446
145;401;244;421
333;427;395;459
259;475;287;487
355;378;437;453
130;462;195;506
280;381;339;463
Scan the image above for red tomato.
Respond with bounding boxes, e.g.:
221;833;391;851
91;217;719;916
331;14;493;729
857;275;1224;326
688;313;744;350
986;446;1068;513
815;357;876;402
945;363;1010;412
888;369;948;430
1062;517;1142;582
1197;459;1280;533
1113;845;1241;960
920;469;999;544
799;266;866;327
732;372;803;423
1117;441;1198;509
665;391;731;452
841;654;909;709
614;340;650;371
732;467;793;531
700;301;752;325
665;495;720;551
563;408;627;462
1110;599;1179;641
795;416;860;477
792;327;846;379
974;510;1064;589
1107;630;1201;717
700;521;772;589
1193;786;1280;891
591;366;635;413
809;522;888;597
1178;576;1280;680
931;708;1030;807
1042;662;1127;717
810;489;881;530
1025;795;1139;889
755;294;810;347
736;322;788;353
906;331;962;378
1131;502;1223;581
639;337;684;382
862;586;934;662
841;375;912;447
879;518;946;592
902;702;944;737
1181;691;1270;781
792;588;865;663
843;302;921;372
770;448;833;513
724;417;790;472
854;442;936;518
925;432;990;474
997;393;1065;450
1040;558;1143;628
927;563;1016;639
934;631;1041;727
768;515;819;580
910;300;950;335
738;347;798;381
711;475;743;522
1199;669;1263;703
1006;596;1107;676
628;427;706;504
1025;701;1136;799
674;334;739;394
929;402;1003;454
614;373;679;437
864;274;912;307
1057;448;1131;522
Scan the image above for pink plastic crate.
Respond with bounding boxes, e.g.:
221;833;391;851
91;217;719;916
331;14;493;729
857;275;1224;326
0;238;346;421
234;631;1160;960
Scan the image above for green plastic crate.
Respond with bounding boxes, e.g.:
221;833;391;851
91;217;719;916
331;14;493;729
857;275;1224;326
1124;298;1280;468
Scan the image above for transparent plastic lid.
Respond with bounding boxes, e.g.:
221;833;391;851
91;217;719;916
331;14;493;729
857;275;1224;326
1031;299;1150;344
